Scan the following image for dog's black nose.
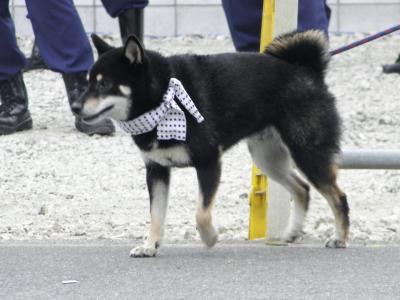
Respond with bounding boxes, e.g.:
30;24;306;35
71;101;83;115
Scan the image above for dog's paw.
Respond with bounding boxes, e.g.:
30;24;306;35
129;246;157;258
325;238;347;248
283;230;303;243
198;225;218;248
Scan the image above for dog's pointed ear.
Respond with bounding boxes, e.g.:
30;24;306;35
124;35;144;64
91;34;113;55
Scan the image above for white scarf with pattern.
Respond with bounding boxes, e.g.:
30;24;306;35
116;78;204;141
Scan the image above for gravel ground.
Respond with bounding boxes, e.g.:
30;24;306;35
0;34;399;245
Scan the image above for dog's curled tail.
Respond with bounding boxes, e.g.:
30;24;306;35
265;30;329;74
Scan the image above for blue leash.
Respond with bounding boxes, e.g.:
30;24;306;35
330;24;400;56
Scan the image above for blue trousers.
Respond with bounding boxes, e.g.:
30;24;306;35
0;0;149;81
0;0;94;81
222;0;331;52
101;0;148;17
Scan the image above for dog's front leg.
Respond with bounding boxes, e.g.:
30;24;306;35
195;159;221;248
130;162;170;258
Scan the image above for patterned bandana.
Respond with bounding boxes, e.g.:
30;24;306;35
116;78;204;141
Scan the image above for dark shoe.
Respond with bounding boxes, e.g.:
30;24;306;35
62;72;115;135
0;72;32;134
383;62;400;74
383;54;400;74
118;8;144;43
75;117;115;136
23;39;48;72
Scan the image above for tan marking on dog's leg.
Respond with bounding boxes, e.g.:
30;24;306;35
195;160;221;248
196;192;218;248
145;215;163;249
131;180;169;257
333;182;349;241
317;165;349;248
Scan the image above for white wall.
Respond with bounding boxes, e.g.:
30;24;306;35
9;0;400;37
329;0;400;33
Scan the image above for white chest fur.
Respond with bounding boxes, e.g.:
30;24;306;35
141;145;192;167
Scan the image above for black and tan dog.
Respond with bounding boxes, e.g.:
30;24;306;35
72;31;349;257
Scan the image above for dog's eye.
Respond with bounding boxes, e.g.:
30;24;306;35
98;79;111;92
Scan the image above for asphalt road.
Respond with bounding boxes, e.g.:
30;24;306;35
0;243;399;299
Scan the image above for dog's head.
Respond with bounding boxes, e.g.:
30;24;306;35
72;34;145;123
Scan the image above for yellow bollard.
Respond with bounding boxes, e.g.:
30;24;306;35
248;0;275;240
260;0;275;52
248;165;268;240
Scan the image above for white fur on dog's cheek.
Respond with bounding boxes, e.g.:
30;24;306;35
102;95;131;120
82;97;101;115
119;85;131;96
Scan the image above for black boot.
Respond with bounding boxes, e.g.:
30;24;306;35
23;39;48;72
383;54;400;74
118;8;144;43
62;72;115;135
0;72;32;134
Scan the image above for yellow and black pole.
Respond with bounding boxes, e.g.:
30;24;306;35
248;0;298;241
248;0;275;240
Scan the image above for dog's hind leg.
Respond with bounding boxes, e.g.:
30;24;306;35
282;141;349;248
314;167;349;248
247;127;311;243
271;88;349;247
130;162;170;257
195;159;221;248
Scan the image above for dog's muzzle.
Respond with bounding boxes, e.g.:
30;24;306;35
82;105;114;122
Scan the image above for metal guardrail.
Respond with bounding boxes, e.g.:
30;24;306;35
339;150;400;169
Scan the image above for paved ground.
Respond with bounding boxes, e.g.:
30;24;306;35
0;243;399;299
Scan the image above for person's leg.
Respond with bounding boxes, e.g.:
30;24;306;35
221;0;263;52
0;0;26;81
0;1;32;134
26;0;114;135
25;0;93;74
101;0;147;18
222;0;331;53
23;39;48;72
26;0;149;71
298;0;331;35
23;14;48;72
101;0;148;42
